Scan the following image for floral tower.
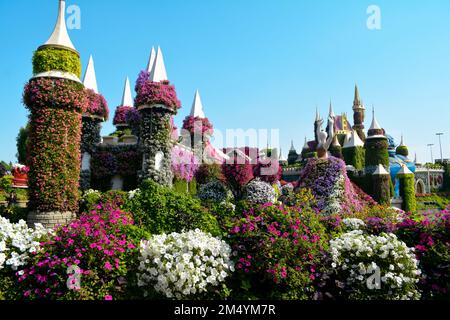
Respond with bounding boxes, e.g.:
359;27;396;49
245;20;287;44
342;130;365;170
135;47;181;186
352;85;366;141
80;55;109;190
113;77;135;133
372;164;391;204
181;90;214;160
24;0;87;227
364;108;389;175
397;164;417;212
287;141;299;165
396;135;409;157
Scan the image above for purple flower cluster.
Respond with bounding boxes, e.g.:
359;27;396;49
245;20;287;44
171;145;200;182
134;71;181;110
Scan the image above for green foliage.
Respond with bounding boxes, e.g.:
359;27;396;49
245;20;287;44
172;178;197;196
365;138;389;168
0;206;29;223
399;174;417;213
342;146;365;170
195;163;223;185
416;193;450;211
372;174;391;204
124;180;221;237
0;176;13;194
16;124;30;165
396;145;409;157
32;47;81;78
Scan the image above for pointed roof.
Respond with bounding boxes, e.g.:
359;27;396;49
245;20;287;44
369;107;382;130
83;55;98;93
302;137;309;149
329;101;335;118
332;134;341;147
397;164;413;175
315;106;321;122
121;77;134;107
344;131;352;145
399;135;406;147
146;47;156;73
44;0;77;52
373;164;389;175
190;90;206;118
343;130;365;148
290;140;296;152
149;47;168;82
354;85;360;103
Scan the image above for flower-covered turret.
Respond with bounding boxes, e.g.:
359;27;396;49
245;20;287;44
396;135;409;157
365;108;389;176
342;130;365;170
24;0;87;228
136;47;181;186
352;85;366;141
80;55;109;190
113;77;135;130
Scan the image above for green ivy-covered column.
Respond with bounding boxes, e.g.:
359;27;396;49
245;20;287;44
24;43;85;228
365;137;389;175
398;167;417;213
342;146;365;170
80;116;102;190
372;166;391;204
139;109;174;186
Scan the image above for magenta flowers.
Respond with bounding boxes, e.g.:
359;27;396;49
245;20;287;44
134;71;181;110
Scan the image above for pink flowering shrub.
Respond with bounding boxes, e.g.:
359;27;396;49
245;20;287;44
171;145;200;182
396;206;450;299
227;203;329;299
182;116;214;136
134;71;181;110
113;106;133;126
84;89;109;120
17;204;143;300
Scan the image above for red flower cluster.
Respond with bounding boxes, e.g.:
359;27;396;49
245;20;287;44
84;89;109;120
134;71;181;111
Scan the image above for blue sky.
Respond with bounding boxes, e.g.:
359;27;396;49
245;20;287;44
0;0;449;163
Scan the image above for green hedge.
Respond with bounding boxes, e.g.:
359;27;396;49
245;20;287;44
396;146;409;157
32;47;81;78
399;174;417;213
342;146;365;170
372;174;391;204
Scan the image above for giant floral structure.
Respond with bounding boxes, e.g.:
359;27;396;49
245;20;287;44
23;0;87;228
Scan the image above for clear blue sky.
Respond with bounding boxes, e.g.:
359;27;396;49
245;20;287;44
1;0;449;164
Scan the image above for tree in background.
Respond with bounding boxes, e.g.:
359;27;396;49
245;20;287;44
16;123;30;165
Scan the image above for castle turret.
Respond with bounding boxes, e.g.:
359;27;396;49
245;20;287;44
113;77;134;132
365;108;389;175
81;55;109;190
342;130;365;170
136;47;181;186
397;164;417;212
314;106;321;145
25;0;85;227
352;85;366;141
396;135;409;157
372;164;391;204
288;140;299;165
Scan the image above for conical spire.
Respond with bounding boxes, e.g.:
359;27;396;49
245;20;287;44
121;77;134;107
83;55;98;93
399;135;406;147
329;101;335;118
373;164;389;175
149;47;168;82
44;0;76;51
397;164;413;175
303;137;309;149
146;47;156;73
315;106;321;122
290;140;296;151
190;90;206;118
343;130;365;148
354;85;360;103
369;107;382;130
332;134;341;147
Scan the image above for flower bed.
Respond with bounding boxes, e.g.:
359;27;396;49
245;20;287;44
137;229;234;299
84;89;109;120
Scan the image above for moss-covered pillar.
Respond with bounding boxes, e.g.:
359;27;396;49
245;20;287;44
81;115;104;190
342;146;365;170
372;164;391;204
365;137;389;175
24;0;86;228
397;165;417;212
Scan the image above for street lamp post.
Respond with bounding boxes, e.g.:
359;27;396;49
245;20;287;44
436;133;444;163
427;144;434;164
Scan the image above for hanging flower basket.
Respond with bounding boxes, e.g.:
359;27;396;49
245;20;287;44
12;164;29;188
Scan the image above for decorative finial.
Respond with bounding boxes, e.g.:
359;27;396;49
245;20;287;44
190;90;206;118
44;0;77;52
149;46;168;82
121;77;134;107
83;55;98;93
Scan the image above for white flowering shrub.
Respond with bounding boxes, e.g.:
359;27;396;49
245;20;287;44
0;218;52;271
137;229;234;299
329;230;421;300
243;179;277;205
342;218;366;231
128;188;141;200
198;181;234;203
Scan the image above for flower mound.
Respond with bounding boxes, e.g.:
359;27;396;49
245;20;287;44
297;157;364;215
243;179;277;205
330;229;421;300
198;181;233;203
134;71;181;110
84;89;109;120
18;204;137;300
0;218;52;271
137;229;234;299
